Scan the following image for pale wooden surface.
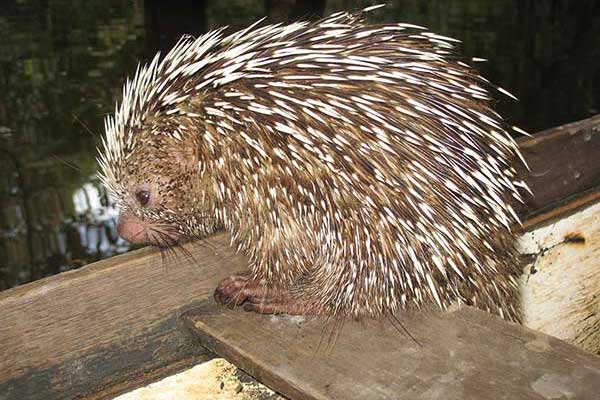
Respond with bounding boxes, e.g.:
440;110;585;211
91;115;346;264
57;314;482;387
0;233;244;400
114;358;283;400
183;303;600;400
519;199;600;354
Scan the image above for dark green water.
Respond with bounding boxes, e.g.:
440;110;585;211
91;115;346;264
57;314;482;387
1;0;599;290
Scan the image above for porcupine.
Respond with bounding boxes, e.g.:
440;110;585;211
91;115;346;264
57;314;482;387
98;5;530;322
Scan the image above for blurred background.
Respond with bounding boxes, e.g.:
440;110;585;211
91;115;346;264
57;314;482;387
1;0;599;291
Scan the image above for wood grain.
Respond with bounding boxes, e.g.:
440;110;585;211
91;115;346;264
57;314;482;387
182;302;600;400
0;233;245;400
519;200;600;354
517;114;600;217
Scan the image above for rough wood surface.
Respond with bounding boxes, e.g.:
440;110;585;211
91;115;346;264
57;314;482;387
0;233;244;400
519;199;600;354
182;303;600;400
516;114;600;217
113;358;283;400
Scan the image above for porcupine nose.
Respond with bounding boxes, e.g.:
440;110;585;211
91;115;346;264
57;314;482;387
116;212;147;245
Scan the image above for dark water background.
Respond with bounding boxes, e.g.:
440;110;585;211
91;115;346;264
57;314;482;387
1;0;599;291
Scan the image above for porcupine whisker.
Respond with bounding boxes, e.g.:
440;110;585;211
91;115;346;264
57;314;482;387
151;232;170;270
157;238;167;268
174;241;198;265
161;230;200;264
161;228;200;266
53;116;89;173
154;230;183;268
72;113;100;139
186;232;217;251
160;248;167;266
196;235;218;250
51;154;83;173
153;229;188;265
387;312;421;347
153;225;178;246
157;234;177;261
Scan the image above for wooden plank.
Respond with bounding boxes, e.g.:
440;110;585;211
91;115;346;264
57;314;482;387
0;233;245;400
521;189;600;231
182;303;600;400
519;199;600;354
113;358;283;400
517;114;600;217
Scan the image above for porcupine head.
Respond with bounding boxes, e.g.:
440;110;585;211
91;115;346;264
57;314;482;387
99;7;528;321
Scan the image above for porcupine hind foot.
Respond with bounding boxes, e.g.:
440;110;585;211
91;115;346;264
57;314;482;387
214;275;317;315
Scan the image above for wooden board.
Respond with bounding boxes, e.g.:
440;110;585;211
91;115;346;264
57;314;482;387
182;303;600;400
113;358;283;400
0;233;244;400
519;199;600;354
516;114;600;217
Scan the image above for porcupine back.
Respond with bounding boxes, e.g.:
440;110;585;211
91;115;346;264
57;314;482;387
100;7;528;321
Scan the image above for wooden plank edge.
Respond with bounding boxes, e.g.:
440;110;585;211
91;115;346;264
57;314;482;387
521;188;600;231
517;114;600;148
81;316;215;400
113;358;282;400
91;357;211;400
516;114;600;216
181;303;312;400
0;246;155;305
1;309;213;400
0;233;241;400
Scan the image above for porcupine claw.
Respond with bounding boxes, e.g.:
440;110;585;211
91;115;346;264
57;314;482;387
214;275;313;315
242;297;313;315
213;275;258;308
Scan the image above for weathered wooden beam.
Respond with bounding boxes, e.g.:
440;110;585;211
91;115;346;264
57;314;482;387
0;234;244;400
520;197;600;354
182;303;600;400
516;114;600;218
113;358;282;400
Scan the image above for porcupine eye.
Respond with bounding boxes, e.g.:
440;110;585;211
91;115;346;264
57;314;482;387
135;190;150;206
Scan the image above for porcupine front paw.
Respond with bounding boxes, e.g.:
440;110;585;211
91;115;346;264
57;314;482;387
214;275;264;308
214;275;315;315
